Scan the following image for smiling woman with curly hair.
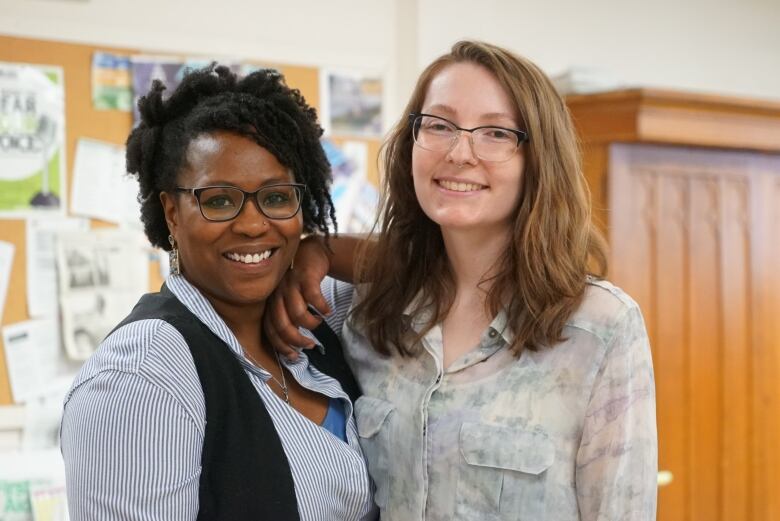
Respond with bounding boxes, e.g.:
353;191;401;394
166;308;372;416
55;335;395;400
60;65;376;521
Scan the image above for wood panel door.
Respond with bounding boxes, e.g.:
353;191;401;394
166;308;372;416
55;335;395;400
608;143;780;521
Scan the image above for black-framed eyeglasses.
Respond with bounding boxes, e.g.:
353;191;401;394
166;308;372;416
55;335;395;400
173;184;306;222
409;113;529;162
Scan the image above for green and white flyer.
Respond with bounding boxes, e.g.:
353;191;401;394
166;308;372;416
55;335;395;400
0;62;65;217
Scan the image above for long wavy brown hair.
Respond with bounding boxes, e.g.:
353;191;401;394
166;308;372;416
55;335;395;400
352;40;607;356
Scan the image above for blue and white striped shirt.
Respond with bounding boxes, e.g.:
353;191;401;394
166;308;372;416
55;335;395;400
60;274;376;521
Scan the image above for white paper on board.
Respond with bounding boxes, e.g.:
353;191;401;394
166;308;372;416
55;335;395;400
1;318;79;404
70;138;140;226
26;217;89;318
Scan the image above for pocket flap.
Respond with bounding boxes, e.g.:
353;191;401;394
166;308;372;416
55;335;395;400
354;396;394;438
459;422;555;475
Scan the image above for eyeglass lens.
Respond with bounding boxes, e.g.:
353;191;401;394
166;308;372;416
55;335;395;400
197;185;302;221
413;115;519;161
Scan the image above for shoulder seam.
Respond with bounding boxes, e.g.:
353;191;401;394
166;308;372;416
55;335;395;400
564;295;636;348
67;368;204;435
102;318;174;373
585;279;639;309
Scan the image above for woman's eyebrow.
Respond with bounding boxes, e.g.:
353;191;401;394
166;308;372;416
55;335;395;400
480;111;517;123
423;103;456;116
423;105;517;126
189;175;293;188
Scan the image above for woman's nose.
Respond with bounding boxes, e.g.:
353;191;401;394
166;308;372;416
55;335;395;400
231;196;269;235
446;131;478;166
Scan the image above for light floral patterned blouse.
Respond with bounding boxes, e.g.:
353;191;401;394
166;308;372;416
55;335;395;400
323;277;657;521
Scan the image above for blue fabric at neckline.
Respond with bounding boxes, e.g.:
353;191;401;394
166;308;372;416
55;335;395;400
320;397;347;442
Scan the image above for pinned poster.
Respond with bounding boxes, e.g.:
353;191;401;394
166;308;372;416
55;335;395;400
0;62;66;217
29;480;68;521
92;52;132;111
321;140;379;233
56;229;148;360
0;479;32;520
320;70;383;138
131;56;242;125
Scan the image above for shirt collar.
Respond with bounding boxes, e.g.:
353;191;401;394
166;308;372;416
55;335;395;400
433;310;516;374
166;274;245;356
165;274;324;370
401;292;435;333
489;308;515;346
401;290;515;345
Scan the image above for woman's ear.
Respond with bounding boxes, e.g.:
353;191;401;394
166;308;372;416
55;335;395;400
159;191;179;239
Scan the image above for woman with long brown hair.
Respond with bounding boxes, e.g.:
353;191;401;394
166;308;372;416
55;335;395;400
268;40;657;520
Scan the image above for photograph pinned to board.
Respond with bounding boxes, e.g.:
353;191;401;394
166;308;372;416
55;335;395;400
131;56;243;125
0;62;66;217
26;217;90;319
321;139;379;233
56;228;149;360
320;70;383;138
70;138;140;226
92;51;133;111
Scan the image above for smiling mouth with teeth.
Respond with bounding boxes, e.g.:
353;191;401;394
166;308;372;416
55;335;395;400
437;179;486;192
225;250;274;264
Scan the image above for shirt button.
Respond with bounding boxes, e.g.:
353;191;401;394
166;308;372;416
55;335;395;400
488;329;498;338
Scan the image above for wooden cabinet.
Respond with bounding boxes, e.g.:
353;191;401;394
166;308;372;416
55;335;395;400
567;90;780;521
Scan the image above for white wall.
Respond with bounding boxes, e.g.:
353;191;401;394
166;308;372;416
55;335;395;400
0;0;395;69
417;0;780;102
1;0;778;124
0;0;404;126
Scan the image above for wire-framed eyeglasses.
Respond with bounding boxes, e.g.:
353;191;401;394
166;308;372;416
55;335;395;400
409;113;529;162
173;183;306;222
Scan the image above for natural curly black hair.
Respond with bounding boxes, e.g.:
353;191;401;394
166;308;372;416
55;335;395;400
126;64;335;251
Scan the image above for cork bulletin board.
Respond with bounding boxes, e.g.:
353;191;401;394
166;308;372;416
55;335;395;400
0;34;380;405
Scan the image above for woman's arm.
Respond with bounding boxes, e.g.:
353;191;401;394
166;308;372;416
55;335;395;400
575;305;658;520
318;234;366;284
265;234;368;357
62;360;203;519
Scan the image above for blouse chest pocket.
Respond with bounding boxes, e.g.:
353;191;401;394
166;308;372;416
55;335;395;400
455;422;556;521
354;396;394;509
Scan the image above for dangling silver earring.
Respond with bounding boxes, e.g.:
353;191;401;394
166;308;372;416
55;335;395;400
168;234;181;276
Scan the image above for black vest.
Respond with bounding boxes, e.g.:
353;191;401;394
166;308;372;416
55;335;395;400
113;284;361;521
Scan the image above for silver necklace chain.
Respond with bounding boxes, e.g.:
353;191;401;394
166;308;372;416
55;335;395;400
243;348;290;405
